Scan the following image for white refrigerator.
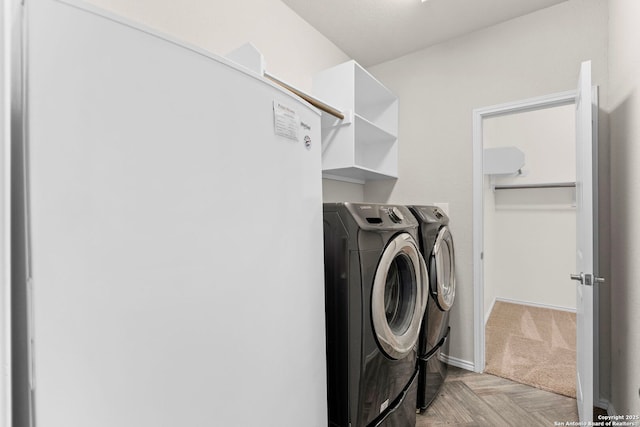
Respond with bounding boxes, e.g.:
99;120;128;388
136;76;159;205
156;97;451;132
14;0;327;425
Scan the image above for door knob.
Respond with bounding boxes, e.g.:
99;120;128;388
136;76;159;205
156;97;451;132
570;273;605;286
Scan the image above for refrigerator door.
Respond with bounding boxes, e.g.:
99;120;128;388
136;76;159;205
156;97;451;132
21;0;326;426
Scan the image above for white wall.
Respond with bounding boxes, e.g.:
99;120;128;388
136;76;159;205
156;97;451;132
608;0;640;416
80;0;346;92
483;106;577;318
364;0;609;379
322;179;364;202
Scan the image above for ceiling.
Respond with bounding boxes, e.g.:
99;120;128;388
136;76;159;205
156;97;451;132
282;0;568;67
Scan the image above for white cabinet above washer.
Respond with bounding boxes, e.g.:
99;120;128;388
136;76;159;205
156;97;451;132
313;61;398;184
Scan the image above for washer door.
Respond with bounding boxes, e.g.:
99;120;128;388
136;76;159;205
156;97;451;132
371;233;428;360
430;226;455;311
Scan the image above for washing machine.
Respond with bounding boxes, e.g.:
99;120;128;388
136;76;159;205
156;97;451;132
408;205;456;412
323;202;429;427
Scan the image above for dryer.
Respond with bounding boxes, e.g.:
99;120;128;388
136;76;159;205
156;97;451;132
408;205;456;412
323;203;429;427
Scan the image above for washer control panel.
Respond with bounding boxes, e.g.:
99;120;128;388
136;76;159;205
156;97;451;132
388;206;404;223
340;203;418;230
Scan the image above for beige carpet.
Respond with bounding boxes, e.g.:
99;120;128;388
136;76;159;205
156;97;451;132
485;301;576;398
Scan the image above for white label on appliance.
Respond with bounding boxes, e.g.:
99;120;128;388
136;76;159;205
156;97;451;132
273;100;299;141
380;398;389;413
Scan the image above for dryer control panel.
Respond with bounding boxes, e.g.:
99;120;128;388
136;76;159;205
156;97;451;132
410;205;449;225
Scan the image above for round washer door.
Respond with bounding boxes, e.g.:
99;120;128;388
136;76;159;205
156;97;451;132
371;233;428;360
430;226;455;311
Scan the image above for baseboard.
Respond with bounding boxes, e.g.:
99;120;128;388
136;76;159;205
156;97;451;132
485;297;576;326
607;401;616;416
493;297;576;314
485;298;497;325
595;397;609;411
440;353;475;372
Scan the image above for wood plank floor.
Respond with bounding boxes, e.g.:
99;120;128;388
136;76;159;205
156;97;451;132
417;366;579;426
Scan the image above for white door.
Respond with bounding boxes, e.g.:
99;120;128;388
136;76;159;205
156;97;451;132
572;60;601;422
0;2;9;427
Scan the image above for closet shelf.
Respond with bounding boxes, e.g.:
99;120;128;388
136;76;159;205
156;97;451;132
322;165;397;184
313;60;398;182
484;147;525;176
493;182;576;190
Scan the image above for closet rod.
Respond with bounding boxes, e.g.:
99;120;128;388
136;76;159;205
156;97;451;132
264;72;345;120
494;182;576;190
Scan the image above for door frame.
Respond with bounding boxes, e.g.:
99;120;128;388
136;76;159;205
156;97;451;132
472;90;601;402
1;1;13;426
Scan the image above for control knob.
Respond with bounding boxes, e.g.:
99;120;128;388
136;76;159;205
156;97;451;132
388;207;404;223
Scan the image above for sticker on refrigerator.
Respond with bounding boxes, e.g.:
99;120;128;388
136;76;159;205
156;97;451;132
273;101;299;141
304;135;312;150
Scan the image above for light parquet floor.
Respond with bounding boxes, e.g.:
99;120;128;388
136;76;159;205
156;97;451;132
417;366;580;426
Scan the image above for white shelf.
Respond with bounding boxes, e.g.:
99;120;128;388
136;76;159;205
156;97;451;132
354;65;397;131
313;60;398;182
323;166;398;184
354;114;397;144
354;65;396;107
484;146;525;175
